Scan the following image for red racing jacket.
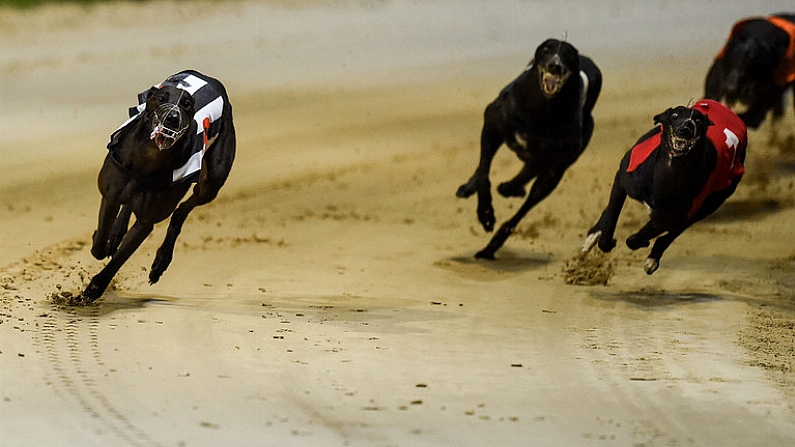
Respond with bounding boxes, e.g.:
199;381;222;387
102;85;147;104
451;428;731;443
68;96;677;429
626;99;747;218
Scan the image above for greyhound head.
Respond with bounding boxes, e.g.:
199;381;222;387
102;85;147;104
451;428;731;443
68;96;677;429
144;85;196;151
534;38;578;99
720;39;771;107
718;20;788;107
654;106;714;158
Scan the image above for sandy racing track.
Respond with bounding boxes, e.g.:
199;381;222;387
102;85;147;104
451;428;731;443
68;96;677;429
1;1;795;446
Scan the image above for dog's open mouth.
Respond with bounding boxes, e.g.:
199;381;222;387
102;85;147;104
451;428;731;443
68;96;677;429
539;67;571;98
150;125;182;151
149;103;190;151
667;114;702;158
668;134;698;157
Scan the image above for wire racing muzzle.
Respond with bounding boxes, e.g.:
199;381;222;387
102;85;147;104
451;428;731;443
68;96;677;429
150;102;190;151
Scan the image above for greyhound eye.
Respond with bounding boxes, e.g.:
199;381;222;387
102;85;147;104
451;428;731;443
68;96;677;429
671;112;679;119
157;93;168;102
181;98;193;108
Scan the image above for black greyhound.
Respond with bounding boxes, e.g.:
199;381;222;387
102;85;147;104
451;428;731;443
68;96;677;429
705;13;795;129
457;38;602;259
582;99;747;274
83;70;236;302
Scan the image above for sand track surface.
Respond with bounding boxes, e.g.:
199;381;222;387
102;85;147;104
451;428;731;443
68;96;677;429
1;1;794;446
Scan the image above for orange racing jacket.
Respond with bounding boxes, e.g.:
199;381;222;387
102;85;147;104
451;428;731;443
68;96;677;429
715;15;795;86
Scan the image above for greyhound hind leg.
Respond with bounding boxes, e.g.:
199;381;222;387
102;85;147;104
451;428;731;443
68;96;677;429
149;194;200;284
149;173;227;284
626;220;666;251
150;127;235;284
644;228;684;274
497;164;538;198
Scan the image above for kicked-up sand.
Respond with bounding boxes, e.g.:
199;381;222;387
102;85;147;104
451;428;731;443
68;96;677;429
1;1;794;446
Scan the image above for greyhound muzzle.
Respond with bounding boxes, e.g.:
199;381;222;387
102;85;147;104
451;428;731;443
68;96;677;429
538;54;572;98
150;103;190;151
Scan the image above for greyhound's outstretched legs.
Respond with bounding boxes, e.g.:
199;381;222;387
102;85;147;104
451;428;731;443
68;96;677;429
149;194;202;284
107;205;132;257
497;164;538;198
643;227;686;275
457;110;505;232
83;220;154;301
476;169;565;259
149;137;234;284
90;197;121;260
582;175;628;254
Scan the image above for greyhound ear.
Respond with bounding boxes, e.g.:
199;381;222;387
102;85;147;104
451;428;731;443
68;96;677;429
653;108;672;125
703;116;715;127
138;86;160;104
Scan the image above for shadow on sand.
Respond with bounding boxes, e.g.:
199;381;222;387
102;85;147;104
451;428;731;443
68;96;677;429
434;249;552;282
590;288;724;310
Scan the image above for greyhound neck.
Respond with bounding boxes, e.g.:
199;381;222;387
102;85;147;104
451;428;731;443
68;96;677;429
659;140;712;189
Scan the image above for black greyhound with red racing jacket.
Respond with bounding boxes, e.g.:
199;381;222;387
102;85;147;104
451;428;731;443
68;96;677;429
582;99;747;275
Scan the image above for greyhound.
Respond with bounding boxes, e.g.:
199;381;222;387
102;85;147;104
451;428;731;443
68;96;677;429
457;38;602;259
83;70;235;302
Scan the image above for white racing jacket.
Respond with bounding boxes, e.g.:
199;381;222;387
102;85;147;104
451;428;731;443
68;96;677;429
108;71;225;184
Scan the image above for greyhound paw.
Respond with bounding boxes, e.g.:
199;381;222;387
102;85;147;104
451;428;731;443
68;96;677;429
148;265;166;284
474;248;496;260
148;264;167;285
148;273;161;285
497;182;526;198
582;231;600;253
456;182;476;198
90;232;109;260
598;237;617;253
149;252;172;285
644;258;659;275
626;235;650;251
90;245;107;260
479;214;495;233
477;206;495;232
82;280;106;302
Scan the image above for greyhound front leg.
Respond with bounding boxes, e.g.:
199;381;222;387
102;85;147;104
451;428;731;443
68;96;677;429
583;173;626;254
456;172;495;232
477;170;564;259
83;220;154;302
458;117;503;231
107;206;132;257
90;197;121;260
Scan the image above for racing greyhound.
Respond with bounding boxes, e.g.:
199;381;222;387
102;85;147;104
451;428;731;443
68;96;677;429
457;38;602;259
83;70;235;302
